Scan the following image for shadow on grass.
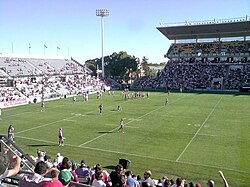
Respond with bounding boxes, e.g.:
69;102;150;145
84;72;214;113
27;144;57;147
103;165;115;170
98;131;114;134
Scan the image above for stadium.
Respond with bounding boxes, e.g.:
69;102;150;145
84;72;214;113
0;15;250;187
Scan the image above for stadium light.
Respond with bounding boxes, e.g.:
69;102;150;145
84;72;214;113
96;9;109;78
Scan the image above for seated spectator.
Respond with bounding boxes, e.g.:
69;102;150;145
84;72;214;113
75;160;90;178
71;160;80;186
18;161;54;187
59;157;69;171
92;171;106;187
59;170;72;187
42;169;63;187
0;152;21;187
63;160;79;187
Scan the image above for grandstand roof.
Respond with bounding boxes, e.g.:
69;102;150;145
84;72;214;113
157;17;250;40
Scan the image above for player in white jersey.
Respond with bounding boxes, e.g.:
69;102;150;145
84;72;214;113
58;128;64;146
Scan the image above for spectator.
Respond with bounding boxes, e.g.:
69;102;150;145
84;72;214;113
110;164;123;187
125;171;137;187
143;170;155;187
171;177;185;187
42;169;63;187
18;161;54;187
91;164;109;186
56;153;64;166
121;174;129;187
92;171;106;187
70;160;79;186
59;170;72;187
59;157;69;171
0;152;21;187
75;160;90;180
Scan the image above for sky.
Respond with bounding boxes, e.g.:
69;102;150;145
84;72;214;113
0;0;249;64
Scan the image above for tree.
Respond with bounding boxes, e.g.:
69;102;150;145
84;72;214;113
141;56;154;77
85;51;139;82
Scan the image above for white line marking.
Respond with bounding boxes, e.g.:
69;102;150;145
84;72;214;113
63;119;76;122
79;96;185;147
16;134;249;175
176;95;224;162
104;124;139;128
16;115;77;135
79;106;165;147
198;133;217;137
15;100;127;135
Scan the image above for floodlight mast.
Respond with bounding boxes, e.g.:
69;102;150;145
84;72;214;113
96;9;109;78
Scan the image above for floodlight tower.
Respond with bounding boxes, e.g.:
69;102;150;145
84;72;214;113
96;9;109;78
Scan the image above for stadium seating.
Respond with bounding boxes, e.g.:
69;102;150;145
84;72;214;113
133;40;250;91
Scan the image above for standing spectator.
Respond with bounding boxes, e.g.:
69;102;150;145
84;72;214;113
136;175;143;187
110;164;123;187
125;171;137;187
0;152;21;187
143;170;155;187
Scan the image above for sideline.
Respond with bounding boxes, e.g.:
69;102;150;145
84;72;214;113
16;134;249;175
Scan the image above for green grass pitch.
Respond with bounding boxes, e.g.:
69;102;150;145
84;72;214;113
1;92;250;186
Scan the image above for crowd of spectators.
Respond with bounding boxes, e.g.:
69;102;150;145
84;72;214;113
0;87;24;102
0;147;230;187
0;75;107;104
167;40;250;58
133;60;250;91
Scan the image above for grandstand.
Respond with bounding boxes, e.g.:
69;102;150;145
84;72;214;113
0;53;111;108
132;16;250;92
